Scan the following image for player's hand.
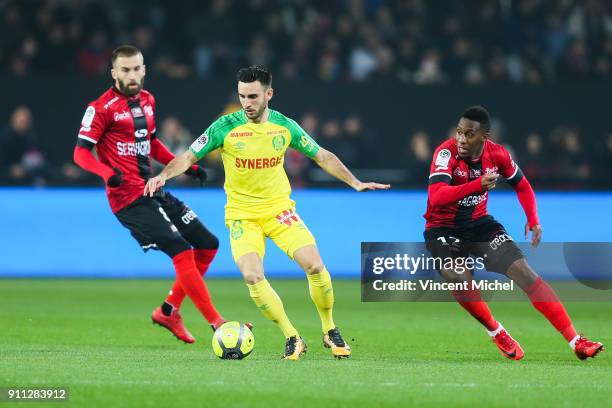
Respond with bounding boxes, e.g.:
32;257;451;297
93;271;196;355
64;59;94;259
185;165;207;186
354;181;391;192
525;223;542;247
106;167;123;188
480;174;499;191
144;174;166;197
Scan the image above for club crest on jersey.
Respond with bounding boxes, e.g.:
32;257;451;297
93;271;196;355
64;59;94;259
144;105;153;117
276;209;299;226
272;135;286;152
435;149;451;169
191;133;209;152
485;167;499;175
130;106;144;117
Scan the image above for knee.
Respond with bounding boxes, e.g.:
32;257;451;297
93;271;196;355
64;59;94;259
208;234;220;250
506;259;538;287
186;228;219;250
303;262;325;276
244;270;265;285
161;237;192;258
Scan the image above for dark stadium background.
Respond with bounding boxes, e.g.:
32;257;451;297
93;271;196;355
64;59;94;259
2;0;611;190
2;0;612;277
2;2;612;407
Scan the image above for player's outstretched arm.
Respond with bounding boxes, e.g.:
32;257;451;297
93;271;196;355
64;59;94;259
144;149;198;196
312;147;390;192
150;138;178;165
150;138;207;185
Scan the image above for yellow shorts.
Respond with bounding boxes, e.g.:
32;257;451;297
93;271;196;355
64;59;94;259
226;208;316;261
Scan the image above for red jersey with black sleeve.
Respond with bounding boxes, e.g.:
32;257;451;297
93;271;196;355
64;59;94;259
424;138;539;229
75;86;157;213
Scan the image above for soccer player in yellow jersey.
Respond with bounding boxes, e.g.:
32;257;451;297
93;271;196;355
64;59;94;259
144;65;390;360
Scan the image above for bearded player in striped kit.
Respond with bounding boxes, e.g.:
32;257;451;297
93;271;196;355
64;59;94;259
73;45;239;344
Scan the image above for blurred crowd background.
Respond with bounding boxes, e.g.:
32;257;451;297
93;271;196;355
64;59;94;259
1;0;611;189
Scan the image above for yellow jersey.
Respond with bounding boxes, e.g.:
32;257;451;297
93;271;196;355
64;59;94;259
189;109;320;219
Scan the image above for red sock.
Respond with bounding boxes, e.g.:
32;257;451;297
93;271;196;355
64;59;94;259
171;249;223;326
524;277;577;342
166;248;217;308
451;287;498;331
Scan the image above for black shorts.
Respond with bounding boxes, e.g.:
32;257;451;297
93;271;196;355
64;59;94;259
424;216;524;274
115;190;212;256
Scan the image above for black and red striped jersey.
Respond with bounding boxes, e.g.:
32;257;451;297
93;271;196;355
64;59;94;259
76;86;157;213
424;138;524;229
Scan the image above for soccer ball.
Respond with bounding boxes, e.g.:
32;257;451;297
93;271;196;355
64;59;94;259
212;321;254;359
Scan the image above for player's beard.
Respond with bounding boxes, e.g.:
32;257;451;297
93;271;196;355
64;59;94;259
245;104;266;122
117;77;144;96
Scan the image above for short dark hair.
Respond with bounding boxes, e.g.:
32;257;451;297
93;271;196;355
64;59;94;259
236;65;272;86
461;105;491;132
111;45;142;65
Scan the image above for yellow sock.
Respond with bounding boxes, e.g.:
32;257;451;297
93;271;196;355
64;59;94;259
247;279;298;338
307;267;335;332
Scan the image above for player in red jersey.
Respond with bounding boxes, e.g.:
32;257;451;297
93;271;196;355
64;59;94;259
73;45;229;344
424;105;603;361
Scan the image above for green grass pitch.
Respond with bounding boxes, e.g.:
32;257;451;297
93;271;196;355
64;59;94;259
2;279;611;407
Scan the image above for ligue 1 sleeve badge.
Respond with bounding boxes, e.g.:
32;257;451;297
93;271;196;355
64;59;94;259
191;133;209;151
81;106;95;130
